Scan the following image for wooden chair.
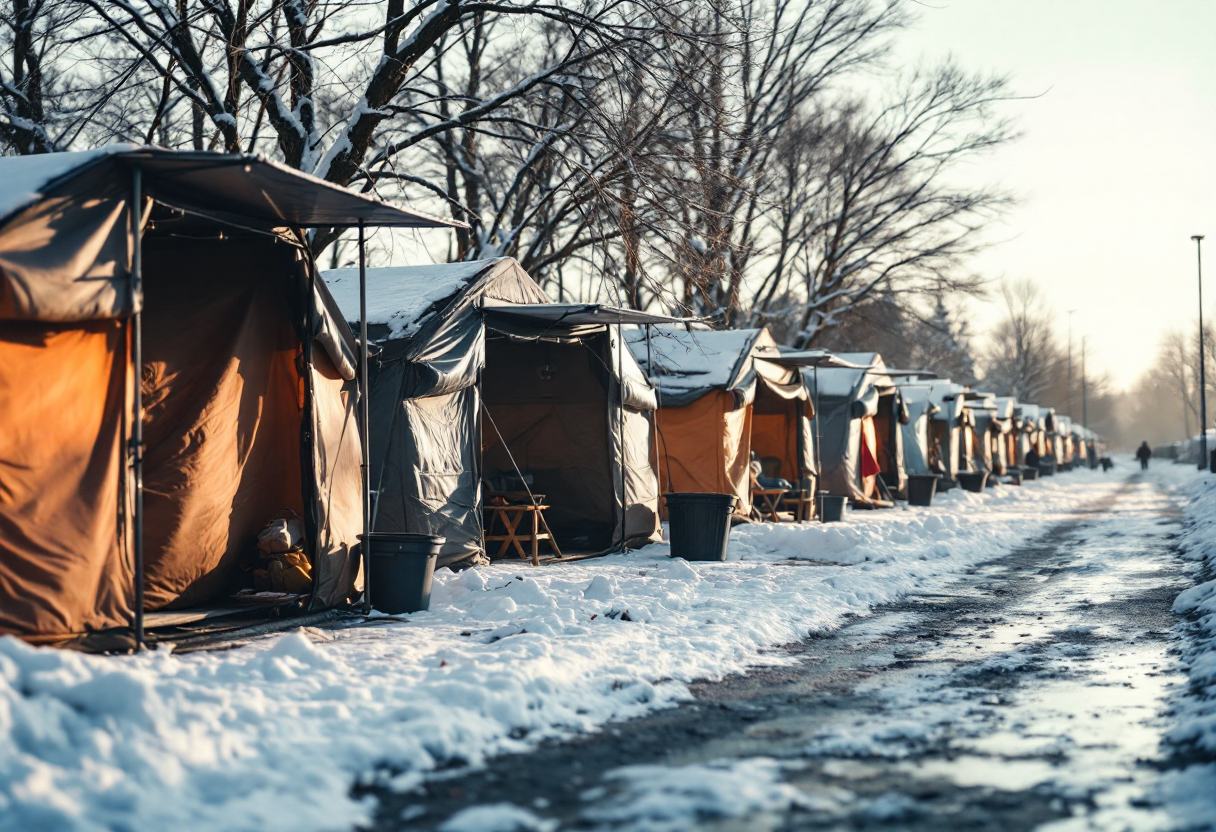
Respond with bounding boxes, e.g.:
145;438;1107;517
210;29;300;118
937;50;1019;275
750;471;789;523
484;496;562;566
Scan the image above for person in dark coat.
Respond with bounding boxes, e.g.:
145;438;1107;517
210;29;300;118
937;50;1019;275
1135;441;1152;470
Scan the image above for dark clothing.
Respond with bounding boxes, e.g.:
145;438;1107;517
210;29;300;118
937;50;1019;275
1025;449;1040;468
1135;443;1152;470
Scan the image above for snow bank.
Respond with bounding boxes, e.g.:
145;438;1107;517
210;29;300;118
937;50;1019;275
1142;459;1216;830
1157;463;1216;755
0;472;1121;832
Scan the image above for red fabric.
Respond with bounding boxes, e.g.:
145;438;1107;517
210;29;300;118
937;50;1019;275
860;429;882;479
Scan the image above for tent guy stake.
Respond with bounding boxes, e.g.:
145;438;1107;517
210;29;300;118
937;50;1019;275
130;166;145;650
359;222;372;614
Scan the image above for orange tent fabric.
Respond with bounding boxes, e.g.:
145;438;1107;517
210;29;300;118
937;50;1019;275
0;321;133;636
653;390;753;516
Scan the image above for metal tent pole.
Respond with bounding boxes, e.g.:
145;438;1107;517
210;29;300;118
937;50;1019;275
813;364;823;523
130;167;145;649
358;222;372;613
617;323;627;551
1195;235;1207;470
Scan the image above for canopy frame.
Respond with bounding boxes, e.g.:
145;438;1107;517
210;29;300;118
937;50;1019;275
118;153;460;647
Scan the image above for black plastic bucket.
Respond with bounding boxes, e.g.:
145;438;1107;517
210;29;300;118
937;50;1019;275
957;471;989;493
817;494;847;522
906;475;938;507
1021;466;1039;481
361;533;444;614
1038;457;1056;477
664;493;735;561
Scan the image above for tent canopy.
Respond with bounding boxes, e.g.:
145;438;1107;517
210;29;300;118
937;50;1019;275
0;147;448;640
628;327;769;407
626;327;811;514
0;145;465;231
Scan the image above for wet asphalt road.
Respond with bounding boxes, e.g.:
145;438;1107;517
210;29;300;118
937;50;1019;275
366;475;1210;832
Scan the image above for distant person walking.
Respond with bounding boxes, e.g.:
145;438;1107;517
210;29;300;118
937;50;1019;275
1136;442;1152;470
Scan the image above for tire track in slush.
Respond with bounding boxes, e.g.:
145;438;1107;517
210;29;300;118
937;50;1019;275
368;478;1202;832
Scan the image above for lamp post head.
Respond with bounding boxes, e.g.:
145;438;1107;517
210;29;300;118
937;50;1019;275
1194;235;1206;243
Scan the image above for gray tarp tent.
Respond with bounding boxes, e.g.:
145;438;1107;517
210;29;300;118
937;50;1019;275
804;353;907;505
323;260;664;563
0;146;459;644
964;393;1014;475
893;381;941;479
1014;403;1045;464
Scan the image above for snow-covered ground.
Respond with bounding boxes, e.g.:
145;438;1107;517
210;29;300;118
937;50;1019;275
0;470;1138;832
1147;458;1216;827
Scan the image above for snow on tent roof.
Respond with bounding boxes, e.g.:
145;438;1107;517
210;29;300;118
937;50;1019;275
0;146;133;223
625;327;760;393
808;352;888;400
323;260;498;340
898;383;936;406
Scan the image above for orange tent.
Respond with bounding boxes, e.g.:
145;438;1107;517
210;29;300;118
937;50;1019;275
0;147;458;644
627;328;813;518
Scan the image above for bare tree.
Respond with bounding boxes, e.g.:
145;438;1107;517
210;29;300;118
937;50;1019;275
748;61;1015;345
980;279;1064;402
0;0;95;153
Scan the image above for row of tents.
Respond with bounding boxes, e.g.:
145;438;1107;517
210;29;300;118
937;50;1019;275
0;147;1105;645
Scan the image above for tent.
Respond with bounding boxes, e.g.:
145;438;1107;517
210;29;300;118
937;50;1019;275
1013;403;1048;466
894;379;959;483
324;260;667;560
803;353;907;506
1057;415;1076;468
964;393;1014;476
0;146;460;643
994;397;1021;470
626;327;813;518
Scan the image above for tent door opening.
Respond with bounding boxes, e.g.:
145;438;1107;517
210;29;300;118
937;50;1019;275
137;229;310;614
480;332;616;554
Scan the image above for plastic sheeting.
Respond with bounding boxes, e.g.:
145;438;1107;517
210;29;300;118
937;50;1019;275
336;259;662;563
805;353;906;503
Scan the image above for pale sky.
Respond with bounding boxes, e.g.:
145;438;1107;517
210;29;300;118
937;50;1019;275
898;0;1216;390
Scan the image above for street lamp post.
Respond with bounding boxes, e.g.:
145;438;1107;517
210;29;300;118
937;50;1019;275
1067;309;1077;419
1081;336;1087;430
1195;235;1207;471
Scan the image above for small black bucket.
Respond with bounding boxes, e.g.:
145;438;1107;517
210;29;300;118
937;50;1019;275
957;471;989;493
1021;466;1039;481
361;533;444;614
906;475;938;507
1038;457;1057;477
817;494;847;522
664;493;735;561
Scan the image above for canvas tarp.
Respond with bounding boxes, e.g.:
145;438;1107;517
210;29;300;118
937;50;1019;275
0;320;132;636
895;383;937;477
0;147;425;640
805;353;905;503
627;327;812;518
